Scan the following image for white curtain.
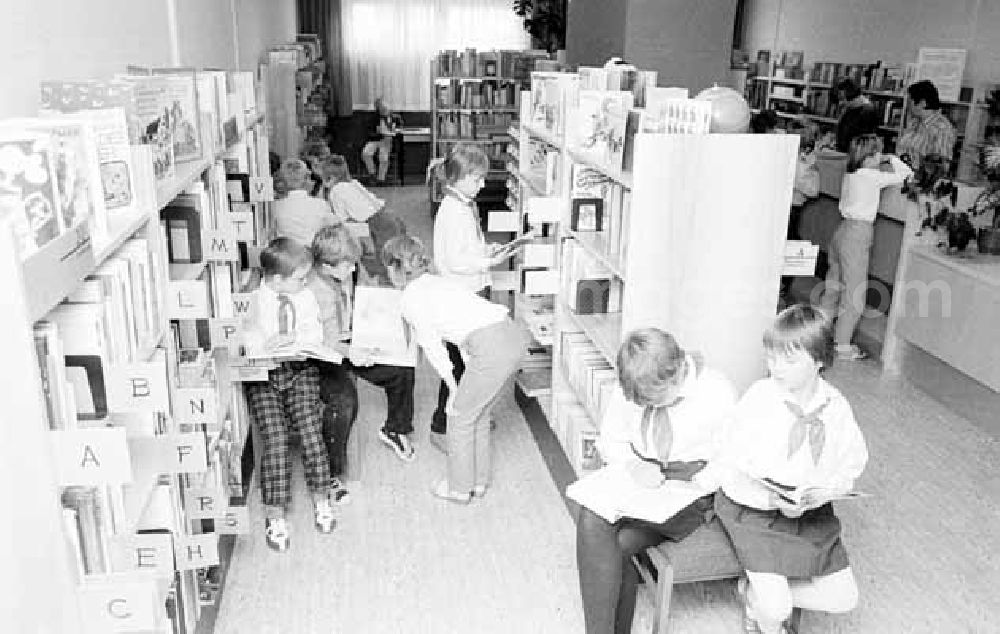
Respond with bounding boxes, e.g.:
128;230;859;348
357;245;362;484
341;0;531;111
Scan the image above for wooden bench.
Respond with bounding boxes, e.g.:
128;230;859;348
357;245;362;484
632;517;802;633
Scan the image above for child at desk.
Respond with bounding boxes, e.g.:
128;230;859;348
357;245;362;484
714;305;868;634
820;134;912;361
243;238;337;552
576;328;737;634
427;142;526;451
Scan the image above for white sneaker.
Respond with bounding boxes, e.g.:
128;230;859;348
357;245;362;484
265;517;290;552
379;428;416;462
314;499;336;534
835;344;868;361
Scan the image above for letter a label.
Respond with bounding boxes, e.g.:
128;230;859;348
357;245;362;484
52;428;132;485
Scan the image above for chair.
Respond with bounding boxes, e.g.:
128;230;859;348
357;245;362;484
632;517;802;633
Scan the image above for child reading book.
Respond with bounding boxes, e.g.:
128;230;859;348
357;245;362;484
573;328;737;634
382;235;529;503
714;304;868;634
428;142;524;450
318;154;406;283
821;134;912;360
272;158;341;248
243;238;336;552
308;225;417;466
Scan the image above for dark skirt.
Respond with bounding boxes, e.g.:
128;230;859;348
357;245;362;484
714;491;849;578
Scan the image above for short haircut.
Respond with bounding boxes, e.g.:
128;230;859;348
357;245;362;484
836;77;861;101
907;79;941;110
616;328;686;407
301;141;331;166
312;224;361;267
750;109;779;134
427;142;490;186
381;235;431;281
278;158;312;191
317;154;351;183
260;237;313;278
846;133;883;173
763;304;834;368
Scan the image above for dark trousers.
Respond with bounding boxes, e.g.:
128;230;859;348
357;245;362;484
317;360;415;476
576;496;713;634
431;286;491;434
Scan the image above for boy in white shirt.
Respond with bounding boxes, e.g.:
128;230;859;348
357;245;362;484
243;238;336;552
576;328;737;634
715;305;867;634
272;158;341;248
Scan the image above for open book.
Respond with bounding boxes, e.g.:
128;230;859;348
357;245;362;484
245;341;344;365
758;477;870;506
329;179;384;222
565;463;707;524
349;286;418;367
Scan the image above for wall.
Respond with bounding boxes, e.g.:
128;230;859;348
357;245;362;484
624;0;738;93
565;0;628;69
0;0;297;119
743;0;1000;85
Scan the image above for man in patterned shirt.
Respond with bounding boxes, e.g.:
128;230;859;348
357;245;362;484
897;80;957;172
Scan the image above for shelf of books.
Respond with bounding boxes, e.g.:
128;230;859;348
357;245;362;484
1;58;280;633
516;67;799;477
429;48;550;205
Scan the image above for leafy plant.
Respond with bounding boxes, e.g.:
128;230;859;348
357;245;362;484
512;0;565;53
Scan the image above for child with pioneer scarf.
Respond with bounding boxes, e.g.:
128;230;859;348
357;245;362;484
713;304;868;634
575;328;737;634
243;238;335;552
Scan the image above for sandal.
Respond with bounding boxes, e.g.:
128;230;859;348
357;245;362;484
265;517;290;552
314;499;337;534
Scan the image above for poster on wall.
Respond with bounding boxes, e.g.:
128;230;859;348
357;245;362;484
916;48;967;103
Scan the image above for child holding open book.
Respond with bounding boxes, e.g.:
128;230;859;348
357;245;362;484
714;304;867;634
427;142;527;450
243;238;336;552
575;328;737;634
382;235;529;503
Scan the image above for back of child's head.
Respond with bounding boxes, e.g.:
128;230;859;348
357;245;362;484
317;154;351;184
278;158;313;191
301;141;331;168
786;118;819;152
312;224;361;267
764;304;834;368
260;237;313;279
381;235;431;281
427;142;489;186
750;109;779;134
617;328;686;407
846;133;883;173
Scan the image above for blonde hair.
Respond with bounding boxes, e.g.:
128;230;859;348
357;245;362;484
278;158;312;191
846;134;883;173
312;224;361;267
616;328;686;407
381;235;431;282
426;142;490;186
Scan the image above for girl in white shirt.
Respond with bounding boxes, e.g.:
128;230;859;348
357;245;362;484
821;134;913;360
715;305;868;634
382;235;530;503
577;328;737;634
428;143;522;446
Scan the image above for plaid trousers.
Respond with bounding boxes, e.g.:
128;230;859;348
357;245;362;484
246;361;331;508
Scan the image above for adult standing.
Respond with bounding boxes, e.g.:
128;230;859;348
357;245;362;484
835;78;880;153
896;79;957;173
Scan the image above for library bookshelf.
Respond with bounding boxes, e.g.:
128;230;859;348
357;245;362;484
510;70;799;477
1;61;280;633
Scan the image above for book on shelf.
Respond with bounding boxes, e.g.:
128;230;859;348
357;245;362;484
150;68;205;164
567;90;634;170
115;72;177;182
529;71;580;139
0;129;64;258
565;463;708;523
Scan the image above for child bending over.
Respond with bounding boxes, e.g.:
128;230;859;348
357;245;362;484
715;304;867;634
576;328;737;634
243;238;336;551
382;235;529;503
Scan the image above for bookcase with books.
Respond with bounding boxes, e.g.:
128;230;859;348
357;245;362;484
1;60;276;634
514;68;798;476
429;48;550;205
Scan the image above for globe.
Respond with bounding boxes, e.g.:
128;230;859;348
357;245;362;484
695;85;751;133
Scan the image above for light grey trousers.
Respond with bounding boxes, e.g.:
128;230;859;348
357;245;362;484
446;318;530;493
821;218;874;346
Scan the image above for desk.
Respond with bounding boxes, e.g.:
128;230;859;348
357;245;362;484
395;127;431;184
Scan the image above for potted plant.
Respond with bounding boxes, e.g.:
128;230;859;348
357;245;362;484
973;141;1000;254
512;0;566;54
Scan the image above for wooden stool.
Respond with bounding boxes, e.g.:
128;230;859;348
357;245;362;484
632;517;802;633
